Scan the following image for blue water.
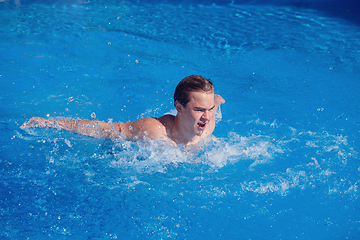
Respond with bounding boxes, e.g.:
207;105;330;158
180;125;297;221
1;0;359;239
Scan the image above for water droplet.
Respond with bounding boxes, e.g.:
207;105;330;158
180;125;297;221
64;139;72;147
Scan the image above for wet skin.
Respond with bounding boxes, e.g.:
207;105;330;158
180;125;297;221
21;92;225;146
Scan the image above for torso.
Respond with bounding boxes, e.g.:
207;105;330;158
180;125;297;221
115;114;215;146
156;114;177;145
157;114;215;146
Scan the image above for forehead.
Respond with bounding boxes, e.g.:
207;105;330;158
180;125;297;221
188;91;215;105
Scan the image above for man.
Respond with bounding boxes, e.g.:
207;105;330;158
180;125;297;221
21;75;225;146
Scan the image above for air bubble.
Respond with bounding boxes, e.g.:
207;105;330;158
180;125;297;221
91;112;96;118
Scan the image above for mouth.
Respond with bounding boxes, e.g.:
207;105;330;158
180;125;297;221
198;122;206;129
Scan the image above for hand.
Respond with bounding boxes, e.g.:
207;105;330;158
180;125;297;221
214;94;225;120
215;94;225;106
20;117;51;129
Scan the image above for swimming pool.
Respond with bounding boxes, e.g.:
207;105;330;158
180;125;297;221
1;0;359;239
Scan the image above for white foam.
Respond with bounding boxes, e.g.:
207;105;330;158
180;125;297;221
18;117;357;197
104;130;284;177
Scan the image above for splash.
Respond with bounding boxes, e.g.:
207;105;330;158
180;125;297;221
15;117;357;198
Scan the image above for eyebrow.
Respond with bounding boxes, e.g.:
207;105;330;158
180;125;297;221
194;105;216;111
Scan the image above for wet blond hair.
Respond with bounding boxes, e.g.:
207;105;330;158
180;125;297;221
174;75;214;106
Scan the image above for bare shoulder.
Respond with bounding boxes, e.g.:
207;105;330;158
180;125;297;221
116;117;168;141
135;117;166;132
157;114;175;126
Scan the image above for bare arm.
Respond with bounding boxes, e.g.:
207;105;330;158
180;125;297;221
21;117;122;139
214;94;225;120
20;117;168;141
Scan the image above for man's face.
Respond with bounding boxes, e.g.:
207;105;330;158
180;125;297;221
179;91;215;136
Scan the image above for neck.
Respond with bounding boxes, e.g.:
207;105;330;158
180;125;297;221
170;115;200;145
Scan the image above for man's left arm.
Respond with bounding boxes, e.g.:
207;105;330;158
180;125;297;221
214;94;225;120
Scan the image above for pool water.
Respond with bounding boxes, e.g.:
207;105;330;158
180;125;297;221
1;0;359;239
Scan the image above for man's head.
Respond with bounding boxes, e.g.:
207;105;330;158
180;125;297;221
174;75;214;107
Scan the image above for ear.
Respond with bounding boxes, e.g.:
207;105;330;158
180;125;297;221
175;100;184;113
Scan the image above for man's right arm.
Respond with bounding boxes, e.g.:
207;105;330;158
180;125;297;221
21;117;121;139
20;117;168;141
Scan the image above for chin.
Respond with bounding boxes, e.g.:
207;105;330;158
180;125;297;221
194;130;204;136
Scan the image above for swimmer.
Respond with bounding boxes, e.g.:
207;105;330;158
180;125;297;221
21;75;225;146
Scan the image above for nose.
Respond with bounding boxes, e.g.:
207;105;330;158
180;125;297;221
202;110;211;120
